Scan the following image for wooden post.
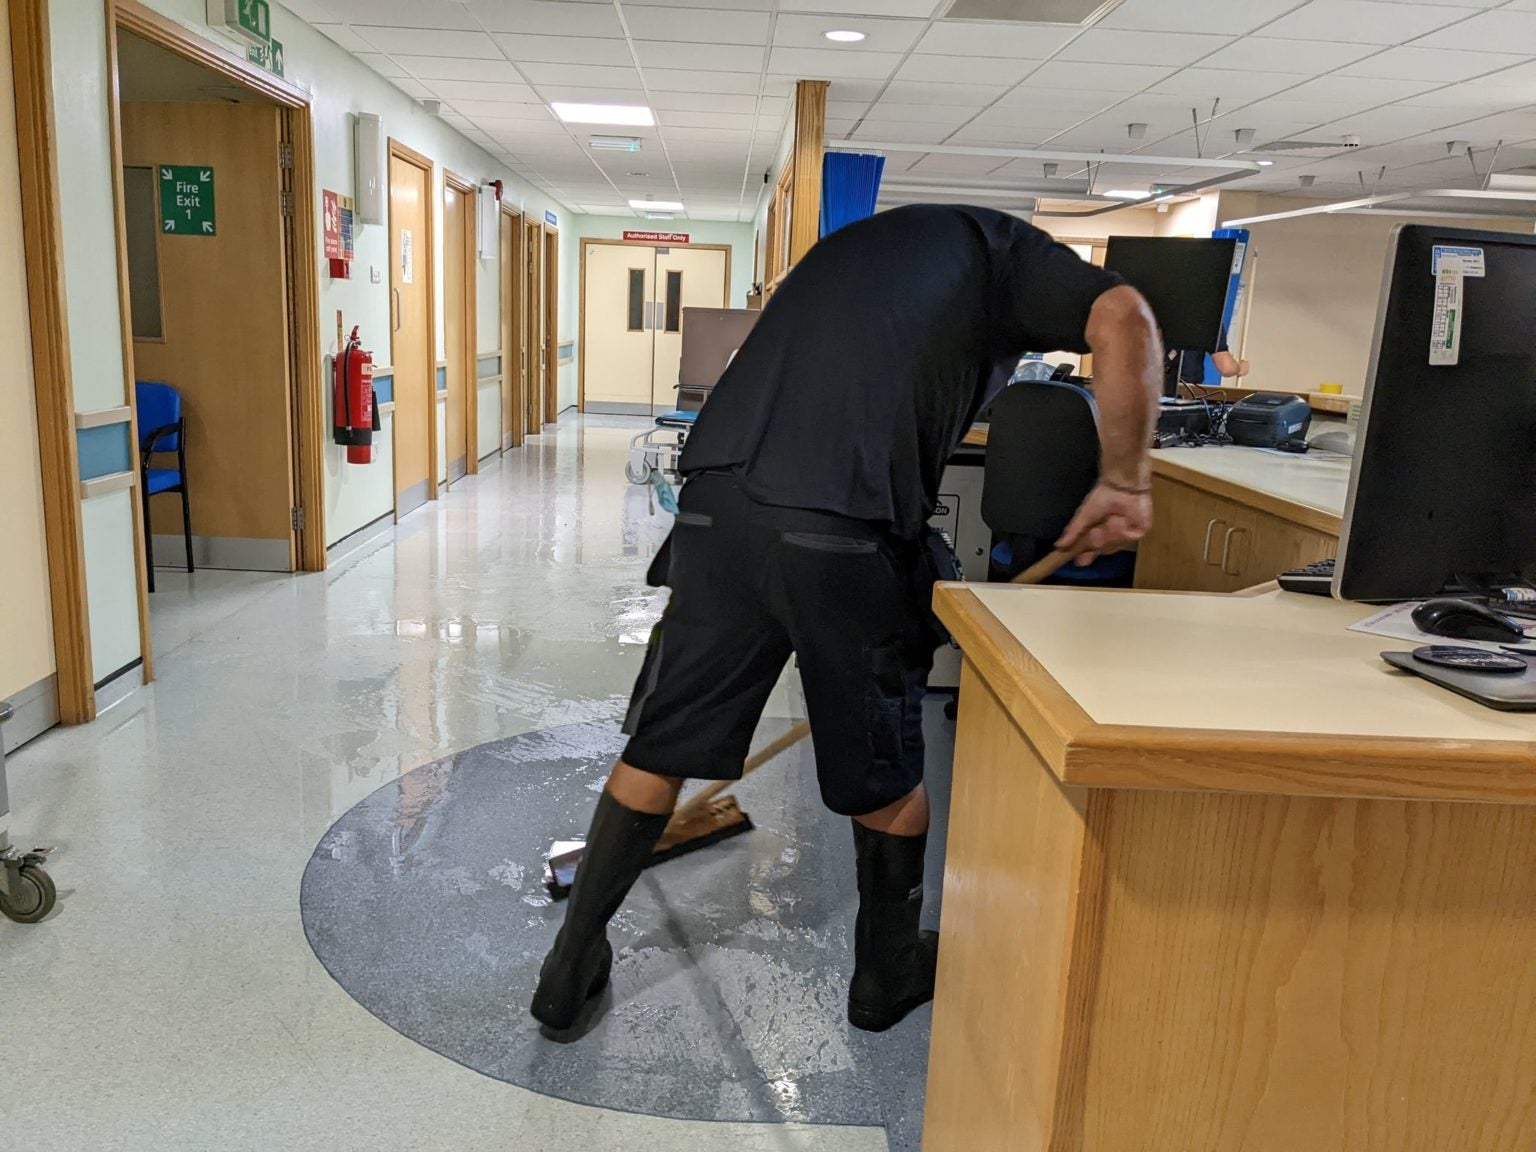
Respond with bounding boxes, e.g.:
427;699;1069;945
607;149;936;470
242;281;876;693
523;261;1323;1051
788;79;828;265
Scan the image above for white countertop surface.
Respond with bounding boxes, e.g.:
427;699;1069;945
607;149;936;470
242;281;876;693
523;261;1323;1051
967;585;1536;743
1153;445;1353;520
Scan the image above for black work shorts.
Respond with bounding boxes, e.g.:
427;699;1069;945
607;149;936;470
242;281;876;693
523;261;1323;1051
622;472;934;817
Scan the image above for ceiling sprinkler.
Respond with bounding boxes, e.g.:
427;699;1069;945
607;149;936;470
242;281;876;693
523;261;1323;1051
1447;139;1470;154
1127;122;1148;140
1299;174;1317;187
1042;162;1058;178
1235;128;1256;147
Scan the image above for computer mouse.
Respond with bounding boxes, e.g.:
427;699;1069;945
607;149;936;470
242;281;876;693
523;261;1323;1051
1412;598;1527;643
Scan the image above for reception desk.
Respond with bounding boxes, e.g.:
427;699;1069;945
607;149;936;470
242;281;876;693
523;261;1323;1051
924;583;1536;1151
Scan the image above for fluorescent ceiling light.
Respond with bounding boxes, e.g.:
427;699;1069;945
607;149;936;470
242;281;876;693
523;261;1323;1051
590;135;642;152
825;29;866;42
630;199;684;212
552;102;654;126
1105;189;1150;200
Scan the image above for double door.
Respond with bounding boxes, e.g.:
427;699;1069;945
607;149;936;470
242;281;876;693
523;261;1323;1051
583;242;727;414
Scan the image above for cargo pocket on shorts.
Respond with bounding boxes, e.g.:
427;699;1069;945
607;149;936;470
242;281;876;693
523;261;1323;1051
865;642;907;770
783;531;879;555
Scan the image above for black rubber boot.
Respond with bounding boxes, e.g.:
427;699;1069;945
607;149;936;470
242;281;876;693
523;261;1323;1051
847;821;939;1033
531;791;670;1031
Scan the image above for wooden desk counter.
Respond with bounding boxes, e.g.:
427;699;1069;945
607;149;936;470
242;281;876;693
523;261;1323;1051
924;584;1536;1152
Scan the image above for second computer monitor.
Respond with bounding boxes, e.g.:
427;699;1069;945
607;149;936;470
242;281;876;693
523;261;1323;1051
1103;236;1236;352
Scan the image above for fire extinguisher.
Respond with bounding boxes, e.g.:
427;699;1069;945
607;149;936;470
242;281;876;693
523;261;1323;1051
333;325;379;464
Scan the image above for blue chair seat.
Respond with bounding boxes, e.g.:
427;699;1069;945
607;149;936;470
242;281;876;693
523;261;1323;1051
991;539;1135;584
655;410;698;427
145;467;183;496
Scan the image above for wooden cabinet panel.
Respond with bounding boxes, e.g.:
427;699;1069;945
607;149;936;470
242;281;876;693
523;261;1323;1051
1136;475;1337;592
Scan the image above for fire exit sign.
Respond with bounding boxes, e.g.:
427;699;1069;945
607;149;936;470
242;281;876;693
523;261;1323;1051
160;165;216;236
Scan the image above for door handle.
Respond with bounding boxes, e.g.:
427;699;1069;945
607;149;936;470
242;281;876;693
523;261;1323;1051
391;288;401;333
1202;519;1226;564
1221;527;1248;576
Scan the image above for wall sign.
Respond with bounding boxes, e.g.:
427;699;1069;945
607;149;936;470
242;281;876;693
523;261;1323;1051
625;230;690;243
544;210;558;227
401;229;414;284
160;165;216;235
246;38;285;77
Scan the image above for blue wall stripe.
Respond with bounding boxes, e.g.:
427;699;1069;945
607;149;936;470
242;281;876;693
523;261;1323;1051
77;423;133;482
435;365;447;393
372;371;394;405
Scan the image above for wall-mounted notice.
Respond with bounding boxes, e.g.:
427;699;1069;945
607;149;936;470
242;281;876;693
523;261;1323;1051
323;190;355;261
625;230;690;243
545;210;558;227
401;229;414;284
160;165;215;235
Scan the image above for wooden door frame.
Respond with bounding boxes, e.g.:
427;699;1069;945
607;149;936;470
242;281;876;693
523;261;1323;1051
387;138;438;503
499;201;524;450
523;217;543;432
576;238;733;413
542;224;559;426
444;168;477;478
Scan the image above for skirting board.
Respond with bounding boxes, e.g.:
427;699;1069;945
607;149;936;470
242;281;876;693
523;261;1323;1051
1;673;59;755
94;662;144;717
448;457;468;483
585;401;652;416
152;535;291;572
326;512;395;569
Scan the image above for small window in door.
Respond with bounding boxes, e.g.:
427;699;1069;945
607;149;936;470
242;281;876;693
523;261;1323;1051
123;165;163;340
626;267;645;331
664;269;683;333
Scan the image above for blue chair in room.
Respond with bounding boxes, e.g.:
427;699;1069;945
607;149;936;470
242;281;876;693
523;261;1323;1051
980;378;1137;588
135;381;193;593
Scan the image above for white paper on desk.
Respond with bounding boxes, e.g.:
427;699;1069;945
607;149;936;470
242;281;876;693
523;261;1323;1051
1349;601;1536;654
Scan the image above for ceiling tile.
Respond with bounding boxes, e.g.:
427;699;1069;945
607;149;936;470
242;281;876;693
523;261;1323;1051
1148;67;1311;103
519;62;643;87
1413;8;1536;51
466;0;626;37
767;45;904;79
313;23;374;53
772;13;927;52
879;79;1014;105
634;40;766;71
444;98;554;117
390;77;436;100
1196;36;1380;71
894;54;1037;85
1057;29;1234;67
429;78;541;102
1339;45;1529;80
1011;60;1177;92
996;85;1139;112
351;26;503;58
396;56;526;83
491;34;637;66
916;21;1077;58
622;5;771;45
1259;0;1469;44
651;91;762;112
317;0;478;28
1098;0;1304;35
778;0;938;14
657;109;759;128
1271;73;1443;104
1309;103;1481;137
536;84;648;103
356;52;407;79
868;100;994;124
644;68;764;93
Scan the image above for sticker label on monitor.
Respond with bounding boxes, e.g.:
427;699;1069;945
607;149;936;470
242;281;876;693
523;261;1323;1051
1432;245;1485;277
1430;264;1463;366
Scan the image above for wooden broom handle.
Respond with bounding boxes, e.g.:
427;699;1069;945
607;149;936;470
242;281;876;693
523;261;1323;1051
1011;548;1074;586
671;719;811;821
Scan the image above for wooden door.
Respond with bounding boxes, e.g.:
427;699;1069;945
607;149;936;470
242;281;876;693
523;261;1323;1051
582;241;655;412
124;101;294;570
498;208;521;450
543;226;558;424
651;246;727;410
442;182;469;485
389;148;432;518
524;219;543;432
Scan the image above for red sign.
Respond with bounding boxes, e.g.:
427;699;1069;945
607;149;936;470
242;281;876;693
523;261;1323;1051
624;230;690;243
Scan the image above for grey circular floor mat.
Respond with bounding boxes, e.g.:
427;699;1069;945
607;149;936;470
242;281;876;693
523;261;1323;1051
300;719;937;1151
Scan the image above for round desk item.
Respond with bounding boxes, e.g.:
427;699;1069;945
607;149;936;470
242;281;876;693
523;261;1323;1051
1412;645;1528;674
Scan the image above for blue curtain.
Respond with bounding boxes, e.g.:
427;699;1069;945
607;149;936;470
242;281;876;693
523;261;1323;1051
821;152;885;238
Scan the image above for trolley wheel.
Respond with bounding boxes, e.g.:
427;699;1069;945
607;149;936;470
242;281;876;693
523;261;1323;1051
625;457;650;485
943;698;959;721
0;865;56;924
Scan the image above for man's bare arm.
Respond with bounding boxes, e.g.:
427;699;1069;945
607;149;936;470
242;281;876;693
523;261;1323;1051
1055;285;1163;563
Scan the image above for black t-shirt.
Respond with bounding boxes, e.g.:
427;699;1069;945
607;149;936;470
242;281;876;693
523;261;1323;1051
680;204;1124;538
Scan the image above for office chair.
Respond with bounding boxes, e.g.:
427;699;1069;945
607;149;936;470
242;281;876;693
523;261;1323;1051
980;378;1136;587
136;381;193;593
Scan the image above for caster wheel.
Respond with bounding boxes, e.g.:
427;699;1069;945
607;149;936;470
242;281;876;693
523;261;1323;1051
625;458;650;484
0;865;56;923
943;698;958;721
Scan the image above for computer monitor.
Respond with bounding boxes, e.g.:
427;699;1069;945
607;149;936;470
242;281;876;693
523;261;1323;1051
1334;224;1536;602
1103;236;1236;353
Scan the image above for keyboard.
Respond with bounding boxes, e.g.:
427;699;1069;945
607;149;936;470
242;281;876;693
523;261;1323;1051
1278;557;1335;596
